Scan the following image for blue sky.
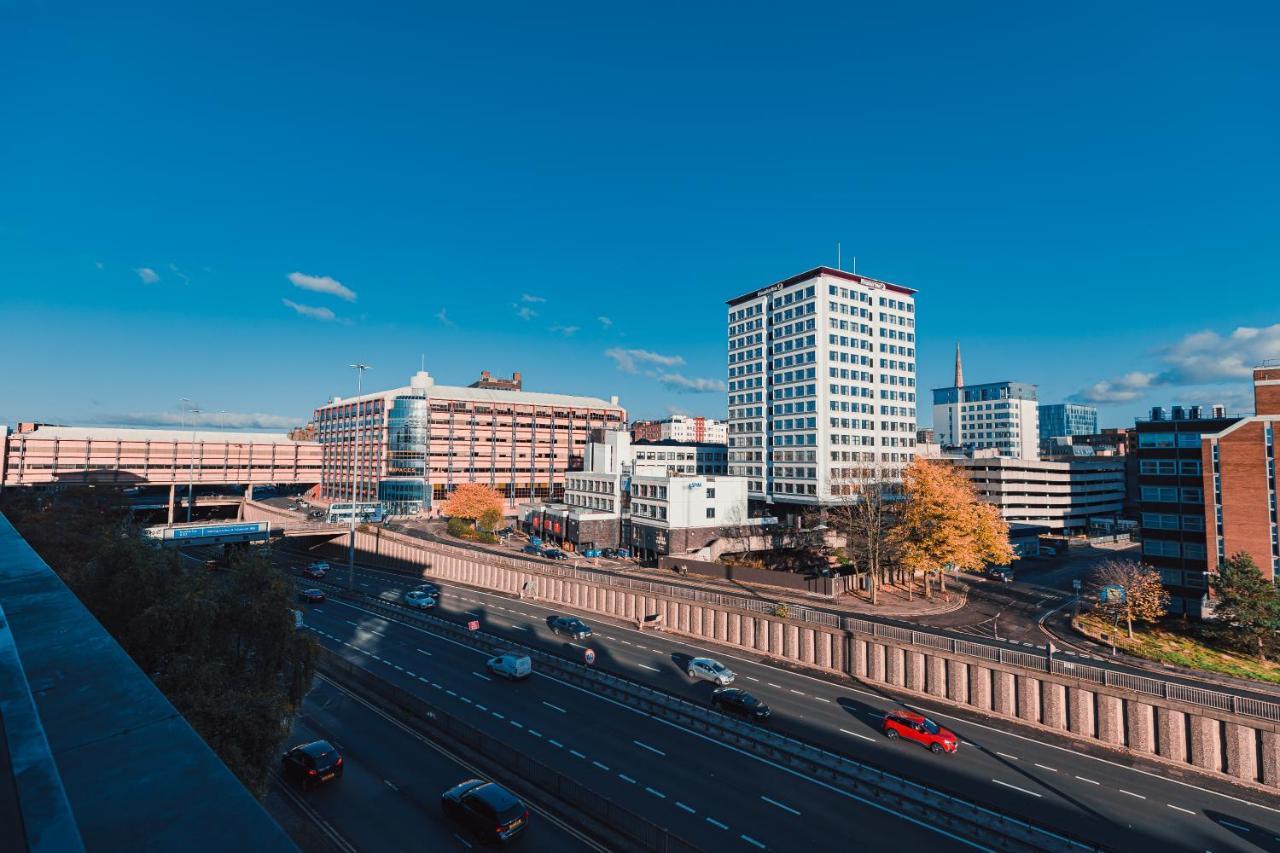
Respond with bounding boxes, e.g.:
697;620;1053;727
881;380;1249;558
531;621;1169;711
3;2;1277;431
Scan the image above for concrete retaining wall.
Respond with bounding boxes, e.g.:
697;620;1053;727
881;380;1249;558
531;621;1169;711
297;518;1280;792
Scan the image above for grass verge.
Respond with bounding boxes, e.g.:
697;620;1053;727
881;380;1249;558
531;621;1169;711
1072;614;1280;685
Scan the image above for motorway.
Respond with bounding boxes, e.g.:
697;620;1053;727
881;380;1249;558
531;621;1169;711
271;676;597;852
282;551;1280;853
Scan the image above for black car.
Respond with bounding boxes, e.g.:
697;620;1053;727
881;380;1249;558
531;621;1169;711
281;740;343;790
299;588;326;603
711;687;771;722
547;615;592;640
442;779;529;844
542;549;568;561
415;582;441;598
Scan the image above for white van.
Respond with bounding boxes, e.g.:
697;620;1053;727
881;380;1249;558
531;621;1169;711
486;652;532;681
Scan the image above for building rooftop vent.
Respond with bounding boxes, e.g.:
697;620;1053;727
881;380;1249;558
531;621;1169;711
1150;406;1166;421
1188;405;1203;419
1211;403;1227;418
1171;405;1186;420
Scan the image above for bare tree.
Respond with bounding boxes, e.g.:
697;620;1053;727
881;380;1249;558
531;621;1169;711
1091;559;1168;639
823;465;902;605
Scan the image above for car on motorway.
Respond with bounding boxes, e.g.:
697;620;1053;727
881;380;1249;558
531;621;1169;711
882;710;958;754
486;652;532;680
307;509;325;520
302;561;329;579
281;740;343;790
542;549;569;561
988;566;1014;583
403;589;437;609
580;548;603;558
547;615;592;640
686;657;735;685
711;687;771;722
441;779;529;844
414;582;442;598
298;588;326;604
521;544;543;556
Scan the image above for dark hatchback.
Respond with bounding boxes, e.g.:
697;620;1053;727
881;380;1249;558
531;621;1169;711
281;740;343;790
442;779;529;844
548;615;592;640
711;687;771;722
299;588;326;603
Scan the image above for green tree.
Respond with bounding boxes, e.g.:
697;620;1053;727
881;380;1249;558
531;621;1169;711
478;506;503;533
1210;552;1280;661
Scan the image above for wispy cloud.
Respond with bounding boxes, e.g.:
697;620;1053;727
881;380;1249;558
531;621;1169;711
1072;323;1280;405
551;325;579;336
513;304;538;320
598;316;613;328
521;293;546;304
435;307;456;327
96;410;300;430
94;261;104;270
658;373;727;394
287;271;357;302
168;262;191;285
604;348;685;374
135;267;160;284
666;404;688;416
282;298;336;321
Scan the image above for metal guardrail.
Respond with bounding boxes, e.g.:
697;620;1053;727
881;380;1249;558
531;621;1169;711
314;579;1099;852
335;528;1280;724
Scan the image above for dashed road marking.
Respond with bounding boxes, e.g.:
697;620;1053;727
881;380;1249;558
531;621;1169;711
1075;776;1099;785
996;752;1019;760
446;689;456;697
543;701;566;713
634;740;666;757
992;779;1041;798
570;750;586;759
639;664;660;672
548;739;564;748
472;671;491;681
475;704;487;712
510;720;523;729
839;728;876;742
760;795;800;816
645;786;666;799
1120;790;1146;799
767;683;782;689
1034;763;1057;772
706;817;729;830
1168;804;1196;815
528;730;542;738
593;761;610;771
676;802;696;814
619;774;637;784
384;779;398;791
813;697;831;703
416;648;433;656
741;835;766;849
491;711;504;720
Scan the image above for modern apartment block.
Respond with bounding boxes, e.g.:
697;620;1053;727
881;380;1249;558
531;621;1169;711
1202;363;1280;584
631;415;727;444
933;380;1039;460
313;370;626;515
1134;403;1237;617
633;440;728;475
941;456;1125;533
726;266;918;507
1038;403;1098;443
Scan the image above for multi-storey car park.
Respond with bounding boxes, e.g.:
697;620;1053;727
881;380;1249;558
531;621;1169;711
725;266;918;510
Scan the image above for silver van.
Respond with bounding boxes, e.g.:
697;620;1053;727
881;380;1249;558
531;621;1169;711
486;652;532;681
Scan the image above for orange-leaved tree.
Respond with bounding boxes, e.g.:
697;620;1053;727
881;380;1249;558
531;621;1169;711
443;483;505;525
892;459;1014;598
1091;559;1168;639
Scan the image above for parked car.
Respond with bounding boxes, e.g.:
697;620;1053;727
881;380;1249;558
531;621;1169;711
521;544;543;556
441;779;529;844
299;588;326;604
302;561;328;579
404;589;437;609
686;657;735;685
547;615;592;640
529;536;543;547
281;740;343;790
496;527;514;537
486;652;532;680
882;710;959;754
988;566;1014;583
580;548;603;558
711;687;771;722
307;509;325;520
542;549;568;561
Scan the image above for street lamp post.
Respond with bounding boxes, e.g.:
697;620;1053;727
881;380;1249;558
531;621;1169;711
186;405;201;523
348;363;371;591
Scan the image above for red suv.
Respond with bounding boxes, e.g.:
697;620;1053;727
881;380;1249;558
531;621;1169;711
882;710;958;754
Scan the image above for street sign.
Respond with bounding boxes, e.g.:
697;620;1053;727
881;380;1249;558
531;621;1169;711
465;613;481;631
1100;584;1126;604
584;648;596;666
1072;579;1082;591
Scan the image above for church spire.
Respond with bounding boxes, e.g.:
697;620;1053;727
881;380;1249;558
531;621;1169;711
954;342;964;388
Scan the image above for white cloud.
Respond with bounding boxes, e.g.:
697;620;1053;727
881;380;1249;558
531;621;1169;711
168;262;191;285
436;307;456;327
99;410;300;429
598;316;613;328
94;261;104;270
287;271;356;302
604;348;685;373
513;304;538;320
658;373;727;394
135;267;160;284
1072;322;1280;405
521;293;546;304
551;325;579;336
282;298;336;321
665;404;688;417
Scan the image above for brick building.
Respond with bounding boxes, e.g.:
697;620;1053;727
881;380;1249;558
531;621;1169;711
1202;363;1280;585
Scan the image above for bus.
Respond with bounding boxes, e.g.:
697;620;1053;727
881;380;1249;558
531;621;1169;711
325;502;384;524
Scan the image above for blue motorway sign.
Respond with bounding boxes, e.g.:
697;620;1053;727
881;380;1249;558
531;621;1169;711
170;522;268;540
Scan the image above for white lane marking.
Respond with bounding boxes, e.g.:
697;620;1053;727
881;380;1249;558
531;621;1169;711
528;730;542;738
418;676;430;684
1168;804;1196;815
767;682;782;689
645;786;666;799
741;835;766;849
543;701;567;713
472;671;492;681
393;664;403;671
416;648;433;656
650;649;663;654
789;689;805;696
744;676;759;682
760;795;800;816
839;728;876;742
345;620;358;626
359;582;370;587
676;802;696;814
634;740;666;757
706;817;729;830
460;697;472;704
510;720;523;729
491;711;504;720
996;752;1019;760
453;832;472;848
548;739;564;748
1034;763;1057;772
992;779;1042;798
592;761;610;771
638;664;661;672
813;697;831;704
1218;819;1250;832
475;704;487;712
313;608;325;614
570;750;586;759
1120;790;1146;800
1075;775;1099;785
603;635;617;640
431;683;442;689
405;671;416;678
618;774;637;784
384;779;398;791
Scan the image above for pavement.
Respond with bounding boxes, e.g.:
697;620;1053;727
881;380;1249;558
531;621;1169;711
275;550;1280;853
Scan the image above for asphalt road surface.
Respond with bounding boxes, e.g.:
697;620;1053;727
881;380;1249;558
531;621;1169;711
281;552;1280;853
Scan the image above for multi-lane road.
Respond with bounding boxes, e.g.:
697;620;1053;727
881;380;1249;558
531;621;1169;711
278;551;1280;852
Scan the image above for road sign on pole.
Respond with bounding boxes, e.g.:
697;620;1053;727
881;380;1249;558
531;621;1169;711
584;648;596;666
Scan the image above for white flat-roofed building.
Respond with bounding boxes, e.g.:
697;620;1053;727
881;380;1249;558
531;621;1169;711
940;456;1125;533
726;266;918;506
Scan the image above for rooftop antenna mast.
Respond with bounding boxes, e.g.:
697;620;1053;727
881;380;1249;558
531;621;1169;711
836;242;841;271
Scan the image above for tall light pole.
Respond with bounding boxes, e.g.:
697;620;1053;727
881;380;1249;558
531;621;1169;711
187;405;201;523
348;363;371;591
